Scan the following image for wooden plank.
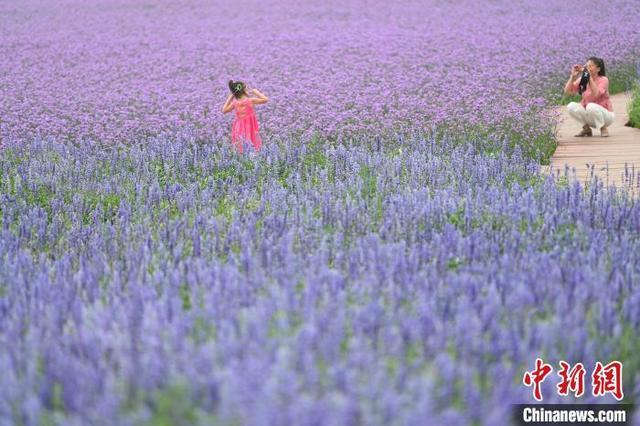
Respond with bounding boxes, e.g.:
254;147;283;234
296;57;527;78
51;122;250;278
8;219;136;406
548;91;640;190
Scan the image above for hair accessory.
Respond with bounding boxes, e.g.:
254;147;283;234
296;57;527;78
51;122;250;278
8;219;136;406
235;83;243;92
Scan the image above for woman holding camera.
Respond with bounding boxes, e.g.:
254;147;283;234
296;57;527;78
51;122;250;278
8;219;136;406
563;57;614;137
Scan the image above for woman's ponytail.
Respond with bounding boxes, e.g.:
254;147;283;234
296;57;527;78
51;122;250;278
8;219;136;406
228;80;246;99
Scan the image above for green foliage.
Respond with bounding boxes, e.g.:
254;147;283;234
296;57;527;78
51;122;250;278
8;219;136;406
23;182;55;220
82;191;122;224
302;136;328;170
156;198;181;220
340;322;354;358
211;165;235;182
276;159;293;188
214;196;234;221
102;193;122;216
150;159;170;187
607;62;639;94
37;382;66;426
51;383;65;412
432;118;557;165
558;221;577;235
358;165;377;200
609;322;640;404
628;80;640;129
190;316;217;343
555;175;569;188
447;205;467;231
447;256;464;271
180;282;192;311
557;93;582;106
505;170;545;189
519;216;544;234
268;309;303;339
144;382;199;426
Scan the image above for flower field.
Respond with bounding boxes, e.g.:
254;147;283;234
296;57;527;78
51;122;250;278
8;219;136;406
2;0;639;158
1;0;640;425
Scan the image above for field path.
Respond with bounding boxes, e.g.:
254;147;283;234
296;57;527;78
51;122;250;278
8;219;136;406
543;91;640;190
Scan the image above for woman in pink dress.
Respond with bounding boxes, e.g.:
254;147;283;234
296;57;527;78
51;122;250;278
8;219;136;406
221;80;268;153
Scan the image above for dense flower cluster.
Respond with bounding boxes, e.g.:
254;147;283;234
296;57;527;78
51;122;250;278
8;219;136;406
1;0;639;151
1;135;640;424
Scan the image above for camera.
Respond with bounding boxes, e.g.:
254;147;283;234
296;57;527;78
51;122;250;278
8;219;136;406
578;67;589;95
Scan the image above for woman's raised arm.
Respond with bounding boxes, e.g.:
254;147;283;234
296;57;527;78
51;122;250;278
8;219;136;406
250;88;269;105
222;94;235;114
564;65;580;96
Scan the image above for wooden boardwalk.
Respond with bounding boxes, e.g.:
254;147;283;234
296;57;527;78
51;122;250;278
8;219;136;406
542;92;640;191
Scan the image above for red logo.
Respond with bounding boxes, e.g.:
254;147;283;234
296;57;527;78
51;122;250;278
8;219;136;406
557;361;586;398
592;361;624;401
523;358;553;402
523;359;623;401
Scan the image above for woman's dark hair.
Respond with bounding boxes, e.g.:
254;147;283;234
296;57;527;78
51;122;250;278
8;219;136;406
228;80;248;99
588;57;606;76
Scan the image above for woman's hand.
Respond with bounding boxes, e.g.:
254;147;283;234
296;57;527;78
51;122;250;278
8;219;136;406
571;64;581;78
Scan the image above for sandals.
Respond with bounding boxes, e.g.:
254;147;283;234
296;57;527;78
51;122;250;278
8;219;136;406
574;125;593;137
600;126;609;137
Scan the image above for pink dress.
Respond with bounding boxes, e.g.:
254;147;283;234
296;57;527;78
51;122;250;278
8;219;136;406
231;97;262;153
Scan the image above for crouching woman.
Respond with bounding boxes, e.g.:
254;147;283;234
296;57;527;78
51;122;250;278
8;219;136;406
564;57;614;137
